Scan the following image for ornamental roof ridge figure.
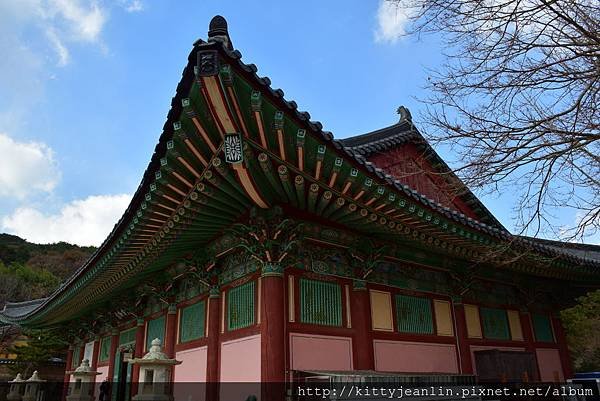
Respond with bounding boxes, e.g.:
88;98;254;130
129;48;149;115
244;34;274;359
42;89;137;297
397;105;412;123
2;14;600;401
207;15;233;50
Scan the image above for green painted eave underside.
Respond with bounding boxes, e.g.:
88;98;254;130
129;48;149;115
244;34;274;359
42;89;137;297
5;42;599;328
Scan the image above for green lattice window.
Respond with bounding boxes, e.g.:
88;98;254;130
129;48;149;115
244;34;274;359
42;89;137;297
98;336;112;362
395;294;433;334
481;307;510;340
71;347;81;368
179;301;206;343
299;278;342;327
532;314;554;342
146;316;166;350
119;328;136;346
228;281;255;331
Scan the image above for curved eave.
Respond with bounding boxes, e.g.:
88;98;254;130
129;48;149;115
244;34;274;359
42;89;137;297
206;40;600;277
340;122;506;231
0;42;212;326
3;32;599;327
0;298;48;320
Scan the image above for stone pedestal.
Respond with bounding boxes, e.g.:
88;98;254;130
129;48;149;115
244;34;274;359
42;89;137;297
130;338;181;401
66;359;101;401
6;373;25;401
21;371;45;401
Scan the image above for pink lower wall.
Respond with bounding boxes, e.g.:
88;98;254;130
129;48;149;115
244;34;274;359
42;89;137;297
469;346;524;374
373;340;459;373
174;346;208;381
220;335;261;381
96;365;109;382
173;346;208;401
289;333;353;371
536;348;564;382
220;334;261;401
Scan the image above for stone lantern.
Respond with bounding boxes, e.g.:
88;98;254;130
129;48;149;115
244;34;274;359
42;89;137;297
130;338;181;401
21;371;45;401
6;373;25;401
66;359;101;401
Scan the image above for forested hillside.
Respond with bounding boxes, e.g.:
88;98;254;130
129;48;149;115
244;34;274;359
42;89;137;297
0;234;95;308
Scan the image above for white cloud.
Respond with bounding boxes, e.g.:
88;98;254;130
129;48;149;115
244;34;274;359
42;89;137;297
2;194;132;246
0;33;45;131
46;0;107;43
374;0;414;44
0;133;60;199
46;27;70;66
120;0;143;13
0;0;108;68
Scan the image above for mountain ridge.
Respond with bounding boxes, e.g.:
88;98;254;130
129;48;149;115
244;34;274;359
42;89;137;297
0;233;95;309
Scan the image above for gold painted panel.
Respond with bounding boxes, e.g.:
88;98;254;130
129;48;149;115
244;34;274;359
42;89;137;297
507;310;524;341
434;300;454;336
464;304;482;338
370;290;394;331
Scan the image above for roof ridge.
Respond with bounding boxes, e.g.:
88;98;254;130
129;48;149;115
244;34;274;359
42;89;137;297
339;121;417;150
2;16;598;326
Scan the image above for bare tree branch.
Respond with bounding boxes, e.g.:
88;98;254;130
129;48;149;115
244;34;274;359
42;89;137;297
389;0;600;240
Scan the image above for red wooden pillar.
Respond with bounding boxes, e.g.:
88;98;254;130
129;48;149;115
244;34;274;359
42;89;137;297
165;304;178;358
350;280;374;370
453;301;473;374
131;318;145;395
106;330;119;387
206;287;221;401
520;312;535;352
261;264;285;401
164;304;178;398
520;311;541;381
552;316;573;379
62;346;74;401
90;338;101;398
91;339;100;370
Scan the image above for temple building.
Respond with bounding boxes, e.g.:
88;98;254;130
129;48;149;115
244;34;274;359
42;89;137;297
2;15;600;401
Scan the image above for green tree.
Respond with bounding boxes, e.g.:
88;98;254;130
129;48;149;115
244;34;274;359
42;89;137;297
560;290;600;372
8;329;67;377
0;261;61;307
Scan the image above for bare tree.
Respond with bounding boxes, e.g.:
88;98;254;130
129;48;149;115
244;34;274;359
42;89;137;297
390;0;600;239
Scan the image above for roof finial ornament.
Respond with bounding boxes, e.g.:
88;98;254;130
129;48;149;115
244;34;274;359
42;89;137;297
208;15;233;50
396;105;412;123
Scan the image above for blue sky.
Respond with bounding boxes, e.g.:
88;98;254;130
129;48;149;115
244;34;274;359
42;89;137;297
0;0;593;246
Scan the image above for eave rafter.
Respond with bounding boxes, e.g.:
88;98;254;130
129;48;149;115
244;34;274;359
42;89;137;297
6;28;598;328
197;52;269;209
189;52;492;266
21;74;254;325
194;46;598;283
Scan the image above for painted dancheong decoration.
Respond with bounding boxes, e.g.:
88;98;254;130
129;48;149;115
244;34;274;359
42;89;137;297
224;133;244;164
1;14;599;401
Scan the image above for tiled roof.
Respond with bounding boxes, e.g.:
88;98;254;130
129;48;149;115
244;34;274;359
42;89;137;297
339;121;419;153
1;298;48;318
520;236;600;264
1;16;598;325
338;120;505;230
